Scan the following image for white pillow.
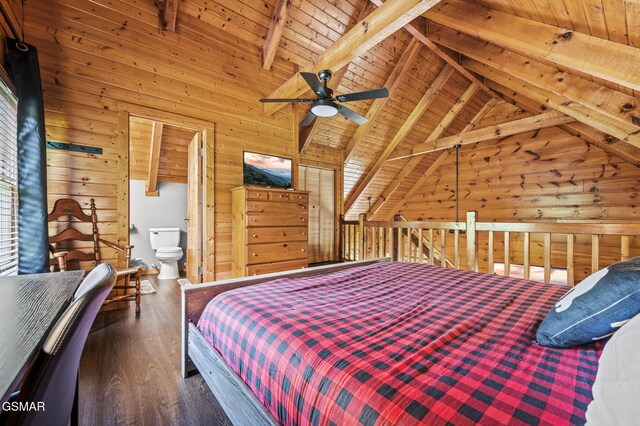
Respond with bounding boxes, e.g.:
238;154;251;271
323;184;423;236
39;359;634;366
586;313;640;425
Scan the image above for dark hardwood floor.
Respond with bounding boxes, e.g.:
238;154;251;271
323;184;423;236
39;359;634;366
80;274;232;425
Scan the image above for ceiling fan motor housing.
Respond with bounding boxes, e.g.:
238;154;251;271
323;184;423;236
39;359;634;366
318;69;333;83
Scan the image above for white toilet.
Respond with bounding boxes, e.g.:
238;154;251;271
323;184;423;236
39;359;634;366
149;228;183;280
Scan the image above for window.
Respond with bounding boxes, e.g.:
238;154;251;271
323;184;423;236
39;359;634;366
0;77;18;276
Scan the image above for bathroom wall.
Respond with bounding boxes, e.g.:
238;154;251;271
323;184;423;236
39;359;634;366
129;179;187;271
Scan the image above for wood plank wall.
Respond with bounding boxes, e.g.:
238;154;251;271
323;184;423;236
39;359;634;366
395;121;640;281
23;0;339;278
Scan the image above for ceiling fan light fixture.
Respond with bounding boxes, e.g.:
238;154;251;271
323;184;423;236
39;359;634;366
311;99;338;117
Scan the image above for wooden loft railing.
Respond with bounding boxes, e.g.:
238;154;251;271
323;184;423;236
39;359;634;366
340;212;640;286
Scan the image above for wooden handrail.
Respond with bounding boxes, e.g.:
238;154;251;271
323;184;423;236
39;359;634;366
341;211;640;286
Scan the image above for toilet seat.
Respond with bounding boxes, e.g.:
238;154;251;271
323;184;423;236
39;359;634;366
157;247;182;254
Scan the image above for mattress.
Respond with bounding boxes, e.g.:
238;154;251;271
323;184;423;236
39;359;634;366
198;262;602;425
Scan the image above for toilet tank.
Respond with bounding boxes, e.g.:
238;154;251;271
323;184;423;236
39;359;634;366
149;228;181;249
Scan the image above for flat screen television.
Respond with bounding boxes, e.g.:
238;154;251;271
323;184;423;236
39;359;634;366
243;151;292;189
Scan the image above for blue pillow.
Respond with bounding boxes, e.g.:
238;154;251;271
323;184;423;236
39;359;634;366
536;257;640;348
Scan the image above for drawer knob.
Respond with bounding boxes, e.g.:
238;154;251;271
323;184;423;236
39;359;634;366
252;253;258;256
252;234;257;238
283;244;288;248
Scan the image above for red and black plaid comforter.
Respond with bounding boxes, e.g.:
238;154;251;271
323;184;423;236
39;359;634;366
198;262;602;425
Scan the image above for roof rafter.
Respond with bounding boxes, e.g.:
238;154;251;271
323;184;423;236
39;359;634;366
343;37;422;164
298;2;376;153
146;121;164;196
368;0;498;99
262;0;290;70
162;0;178;32
367;83;481;218
486;79;640;168
389;111;575;161
263;0;444;115
461;57;640;150
383;150;449;220
428;24;640;147
425;0;640;92
344;64;455;214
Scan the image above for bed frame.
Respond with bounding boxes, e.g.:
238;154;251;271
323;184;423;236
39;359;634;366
181;258;391;426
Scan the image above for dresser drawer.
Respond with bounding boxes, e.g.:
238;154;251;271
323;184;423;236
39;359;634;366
246;213;307;227
246;226;307;243
245;189;269;200
246;259;308;276
268;191;292;201
246;200;307;214
246;241;307;265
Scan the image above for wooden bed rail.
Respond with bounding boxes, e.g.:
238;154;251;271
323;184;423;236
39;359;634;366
341;212;640;286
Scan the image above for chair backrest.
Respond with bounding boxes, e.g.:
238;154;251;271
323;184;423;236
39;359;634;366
48;198;101;270
10;263;117;426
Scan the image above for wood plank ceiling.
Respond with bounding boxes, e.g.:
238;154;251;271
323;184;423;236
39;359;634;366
31;0;640;226
248;0;640;220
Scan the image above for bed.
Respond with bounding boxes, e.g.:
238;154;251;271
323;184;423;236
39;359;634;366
181;259;602;425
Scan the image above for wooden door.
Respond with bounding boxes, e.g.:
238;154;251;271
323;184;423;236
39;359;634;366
187;132;202;283
299;165;335;263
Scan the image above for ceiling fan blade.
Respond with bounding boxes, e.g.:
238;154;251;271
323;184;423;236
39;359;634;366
300;72;328;97
259;98;314;103
336;88;389;103
299;111;316;127
337;105;368;125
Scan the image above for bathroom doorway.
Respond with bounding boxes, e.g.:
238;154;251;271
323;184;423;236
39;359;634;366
128;115;215;284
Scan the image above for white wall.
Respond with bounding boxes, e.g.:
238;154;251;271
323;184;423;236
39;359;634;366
129;179;187;269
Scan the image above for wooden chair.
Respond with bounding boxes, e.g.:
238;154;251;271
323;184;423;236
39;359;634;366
48;198;142;316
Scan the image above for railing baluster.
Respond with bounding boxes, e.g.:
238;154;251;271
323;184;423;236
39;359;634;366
429;229;434;265
397;227;403;262
592;234;600;274
379;227;385;258
407;228;412;262
388;227;393;259
418;229;424;264
454;229;460;269
523;232;530;280
621;235;630;262
488;230;494;274
544;233;551;284
567;234;575;287
441;229;447;268
504;231;510;277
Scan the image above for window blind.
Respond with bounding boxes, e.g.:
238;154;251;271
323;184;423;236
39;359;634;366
0;79;18;276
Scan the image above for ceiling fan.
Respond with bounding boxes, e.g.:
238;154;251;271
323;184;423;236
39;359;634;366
259;70;389;127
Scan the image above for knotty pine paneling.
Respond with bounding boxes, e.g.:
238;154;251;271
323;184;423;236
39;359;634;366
23;0;339;278
396;126;640;281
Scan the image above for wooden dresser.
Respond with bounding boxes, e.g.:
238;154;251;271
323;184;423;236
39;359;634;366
232;186;309;277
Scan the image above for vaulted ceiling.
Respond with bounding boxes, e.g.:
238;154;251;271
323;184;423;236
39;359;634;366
168;0;640;219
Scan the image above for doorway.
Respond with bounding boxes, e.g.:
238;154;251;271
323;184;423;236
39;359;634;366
298;165;335;264
128;116;214;283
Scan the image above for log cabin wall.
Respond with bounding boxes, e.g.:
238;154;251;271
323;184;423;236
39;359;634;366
391;102;640;281
21;0;342;278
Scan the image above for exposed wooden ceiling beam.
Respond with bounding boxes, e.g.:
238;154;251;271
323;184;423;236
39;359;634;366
384;151;449;220
299;65;349;153
429;24;640;147
263;0;444;115
367;83;480;218
344;64;454;214
389;111;575;161
262;0;290;70
461;57;640;150
425;0;640;92
343;37;422;164
486;79;640;168
368;0;498;99
162;0;178;32
298;2;374;153
146;122;164;196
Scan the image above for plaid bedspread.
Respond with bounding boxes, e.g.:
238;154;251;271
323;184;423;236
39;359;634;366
198;262;602;425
